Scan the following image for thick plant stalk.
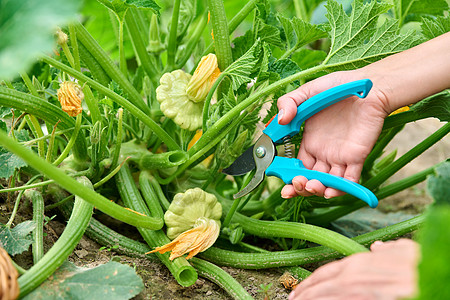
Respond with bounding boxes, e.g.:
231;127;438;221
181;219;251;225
0;130;163;229
116;165;198;287
166;0;181;70
139;171;165;219
230;210;368;256
18;177;94;297
125;9;159;82
207;0;233;70
25;190;45;264
199;214;424;269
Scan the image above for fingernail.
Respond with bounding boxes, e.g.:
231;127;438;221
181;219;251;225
278;109;284;123
373;240;384;246
305;187;315;193
288;291;295;300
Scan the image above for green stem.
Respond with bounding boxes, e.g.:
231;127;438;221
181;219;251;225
365;122;449;190
0;130;163;229
0;179;54;194
118;16;128;77
93;157;129;188
207;0;233;70
24;115;46;158
307;163;439;225
6;189;26;228
202;0;257;58
230;211;368;256
61;42;75;68
363;125;404;177
46;121;59;162
25;190;45;263
176;13;208;69
190;258;253;300
22;125;90;146
167;0;181;70
200;214;424;269
18;177;94;297
111;108;123;169
83;85;102;125
139;171;165;219
125;9;158;83
73;21;149;114
52;113;82;166
68;23;81;71
202;72;226;132
116;165;198;287
41;56;180;151
293;0;309;20
147;174;171;211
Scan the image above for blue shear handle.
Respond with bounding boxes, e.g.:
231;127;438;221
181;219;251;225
266;157;378;208
264;79;373;143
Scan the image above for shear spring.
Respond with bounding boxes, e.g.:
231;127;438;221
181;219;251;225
283;136;294;158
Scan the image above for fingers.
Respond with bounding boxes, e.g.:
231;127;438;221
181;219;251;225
277;83;311;125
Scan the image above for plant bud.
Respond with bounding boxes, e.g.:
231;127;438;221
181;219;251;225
55;27;68;46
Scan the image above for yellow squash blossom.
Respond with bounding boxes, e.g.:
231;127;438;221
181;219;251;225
156;54;221;131
57;81;84;117
147;188;222;260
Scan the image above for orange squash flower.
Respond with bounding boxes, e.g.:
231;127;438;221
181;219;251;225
57;81;84;117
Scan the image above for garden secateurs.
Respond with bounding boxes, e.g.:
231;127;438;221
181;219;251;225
223;79;378;208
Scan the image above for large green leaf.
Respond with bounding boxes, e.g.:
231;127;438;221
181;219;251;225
0;221;35;256
323;0;423;70
0;0;82;80
224;40;262;90
23;261;144;300
421;16;450;40
96;0;160;18
278;15;327;53
410;91;450;122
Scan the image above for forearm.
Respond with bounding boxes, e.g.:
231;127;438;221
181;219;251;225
361;31;450;113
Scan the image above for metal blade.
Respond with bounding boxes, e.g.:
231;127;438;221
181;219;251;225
222;146;255;176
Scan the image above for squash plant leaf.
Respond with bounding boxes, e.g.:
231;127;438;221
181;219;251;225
322;0;424;71
224;40;262;90
278;15;327;53
0;130;31;179
410;91;450;122
23;261;144;300
421;16;450;39
0;0;82;80
97;0;160;18
0;221;35;256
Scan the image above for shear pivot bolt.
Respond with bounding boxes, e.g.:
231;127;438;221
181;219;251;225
255;146;266;158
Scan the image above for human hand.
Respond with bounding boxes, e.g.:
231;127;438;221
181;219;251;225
277;70;390;199
289;239;420;300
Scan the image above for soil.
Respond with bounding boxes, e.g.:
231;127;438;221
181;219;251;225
1;119;448;300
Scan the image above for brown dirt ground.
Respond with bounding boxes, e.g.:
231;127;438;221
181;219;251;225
1;118;448;300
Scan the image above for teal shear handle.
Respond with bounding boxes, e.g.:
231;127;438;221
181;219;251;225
264;79;373;143
266;157;378;208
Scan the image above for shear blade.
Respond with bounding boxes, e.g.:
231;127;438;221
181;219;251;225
222;146;255;176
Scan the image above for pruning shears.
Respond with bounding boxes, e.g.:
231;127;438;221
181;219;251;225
222;79;378;208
